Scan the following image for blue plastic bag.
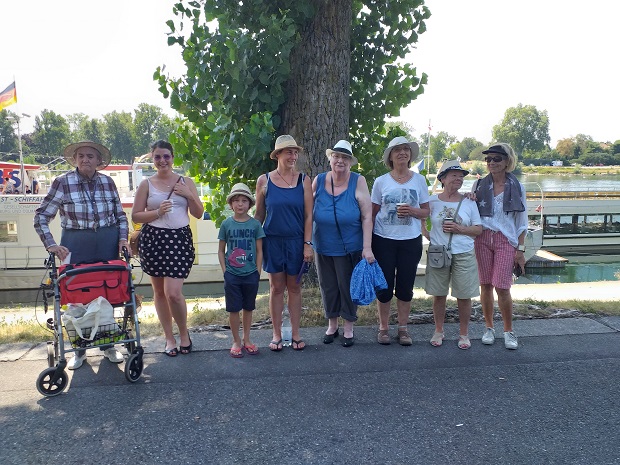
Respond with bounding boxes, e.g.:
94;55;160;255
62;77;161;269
350;260;388;306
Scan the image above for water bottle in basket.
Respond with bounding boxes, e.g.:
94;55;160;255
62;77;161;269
281;306;292;347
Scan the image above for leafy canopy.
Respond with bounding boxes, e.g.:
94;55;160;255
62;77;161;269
155;0;430;223
492;103;550;159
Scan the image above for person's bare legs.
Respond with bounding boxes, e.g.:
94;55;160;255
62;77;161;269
377;300;391;330
163;277;190;348
268;272;286;350
396;298;411;327
480;283;495;328
432;296;448;334
326;317;339;335
286;274;305;349
242;309;254;347
151;277;176;351
496;288;513;332
457;298;472;336
229;311;242;352
343;319;354;339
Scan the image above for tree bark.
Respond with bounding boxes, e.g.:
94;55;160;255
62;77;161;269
280;0;352;178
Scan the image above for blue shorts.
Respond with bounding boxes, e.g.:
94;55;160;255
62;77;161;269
224;271;260;312
262;236;304;275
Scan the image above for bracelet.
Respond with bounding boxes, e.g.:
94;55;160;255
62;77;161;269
304;241;313;246
156;209;161;218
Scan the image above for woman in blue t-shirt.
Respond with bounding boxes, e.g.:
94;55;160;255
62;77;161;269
312;140;374;347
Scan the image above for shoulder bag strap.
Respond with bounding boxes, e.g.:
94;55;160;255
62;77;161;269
166;176;182;200
331;174;349;255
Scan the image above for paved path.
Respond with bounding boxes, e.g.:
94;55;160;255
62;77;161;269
2;317;620;464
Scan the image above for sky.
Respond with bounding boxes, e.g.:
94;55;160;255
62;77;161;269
1;0;618;147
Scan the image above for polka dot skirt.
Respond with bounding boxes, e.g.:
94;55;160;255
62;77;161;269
139;224;195;279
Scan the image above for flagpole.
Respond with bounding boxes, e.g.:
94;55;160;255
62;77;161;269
16;117;25;193
427;119;431;173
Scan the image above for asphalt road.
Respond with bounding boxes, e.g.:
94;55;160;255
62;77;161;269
2;318;620;465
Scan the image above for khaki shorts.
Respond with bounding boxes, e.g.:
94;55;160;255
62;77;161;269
424;249;480;299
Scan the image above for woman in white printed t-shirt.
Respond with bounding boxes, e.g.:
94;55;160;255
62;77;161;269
371;136;430;346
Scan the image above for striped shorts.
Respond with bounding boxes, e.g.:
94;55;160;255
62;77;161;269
474;229;516;290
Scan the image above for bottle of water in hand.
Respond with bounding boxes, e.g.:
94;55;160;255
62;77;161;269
281;306;292;347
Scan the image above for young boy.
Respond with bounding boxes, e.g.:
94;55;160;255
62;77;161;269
218;183;266;357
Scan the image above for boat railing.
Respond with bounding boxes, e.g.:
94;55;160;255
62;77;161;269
526;190;620;200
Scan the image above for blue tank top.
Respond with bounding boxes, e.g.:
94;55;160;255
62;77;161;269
313;172;362;256
263;172;305;238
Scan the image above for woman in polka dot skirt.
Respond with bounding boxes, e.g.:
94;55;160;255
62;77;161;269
132;140;204;357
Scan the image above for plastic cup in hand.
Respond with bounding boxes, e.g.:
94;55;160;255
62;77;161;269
396;203;408;218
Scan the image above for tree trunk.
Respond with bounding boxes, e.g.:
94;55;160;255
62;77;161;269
281;0;352;179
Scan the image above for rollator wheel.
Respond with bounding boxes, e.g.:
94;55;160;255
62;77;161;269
124;354;143;382
47;342;55;367
36;367;69;397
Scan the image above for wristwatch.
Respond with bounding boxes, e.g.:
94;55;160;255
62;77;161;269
517;244;526;252
304;241;313;246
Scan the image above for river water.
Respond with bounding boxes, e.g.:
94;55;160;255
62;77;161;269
458;173;620;284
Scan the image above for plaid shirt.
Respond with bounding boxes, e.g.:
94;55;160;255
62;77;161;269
34;169;128;249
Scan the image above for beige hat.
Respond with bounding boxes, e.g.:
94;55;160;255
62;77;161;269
226;183;256;207
437;160;470;180
270;135;303;160
63;141;112;170
326;140;358;165
382;136;419;168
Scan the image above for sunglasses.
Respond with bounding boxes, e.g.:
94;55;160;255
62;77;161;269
331;153;352;161
153;154;172;161
484;155;505;163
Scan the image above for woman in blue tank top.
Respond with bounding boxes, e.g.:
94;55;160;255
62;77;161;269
255;135;314;351
312;140;375;347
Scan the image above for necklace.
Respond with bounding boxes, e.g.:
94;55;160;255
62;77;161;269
331;173;349;188
277;169;295;188
390;171;411;183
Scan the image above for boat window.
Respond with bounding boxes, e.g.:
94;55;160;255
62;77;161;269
0;221;18;243
539;214;620;235
580;215;605;234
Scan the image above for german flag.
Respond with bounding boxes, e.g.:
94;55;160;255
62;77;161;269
0;82;17;111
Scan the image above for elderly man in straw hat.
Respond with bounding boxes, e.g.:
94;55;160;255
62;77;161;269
255;134;313;351
34;140;129;369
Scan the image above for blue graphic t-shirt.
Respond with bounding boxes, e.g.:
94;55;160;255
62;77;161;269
218;217;266;276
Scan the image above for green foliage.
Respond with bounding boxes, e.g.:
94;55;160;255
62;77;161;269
103;111;136;163
450;137;483;162
157;0;430;224
0;110;19;155
31;109;70;156
492;103;550;158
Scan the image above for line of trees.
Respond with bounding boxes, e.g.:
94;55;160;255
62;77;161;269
0;103;175;165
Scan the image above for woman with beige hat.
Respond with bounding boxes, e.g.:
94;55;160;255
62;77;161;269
370;136;430;346
255;135;313;351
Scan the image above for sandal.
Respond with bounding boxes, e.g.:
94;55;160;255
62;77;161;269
269;339;283;352
397;326;412;346
230;346;244;358
430;332;445;347
243;343;259;355
292;339;306;351
458;335;471;350
164;346;178;357
377;329;391;345
180;334;193;355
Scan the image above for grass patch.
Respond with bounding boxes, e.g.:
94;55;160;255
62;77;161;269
0;288;617;344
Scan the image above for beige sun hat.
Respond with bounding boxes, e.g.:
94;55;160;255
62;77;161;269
269;135;303;160
382;136;420;168
325;140;358;165
63;141;112;170
226;183;256;207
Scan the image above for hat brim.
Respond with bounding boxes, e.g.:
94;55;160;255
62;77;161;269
325;149;358;165
270;145;303;160
64;141;111;170
438;167;470;180
226;191;256;207
383;141;420;167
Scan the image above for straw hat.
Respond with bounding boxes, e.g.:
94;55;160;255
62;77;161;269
382;136;419;168
269;135;303;160
63;141;111;170
226;183;256;207
326;140;358;165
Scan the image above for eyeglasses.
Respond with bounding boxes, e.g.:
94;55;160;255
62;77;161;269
153;154;172;161
331;154;352;161
484;155;505;163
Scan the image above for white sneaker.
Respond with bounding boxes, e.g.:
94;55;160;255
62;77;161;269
504;331;518;350
481;327;495;345
104;348;124;363
67;353;87;370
